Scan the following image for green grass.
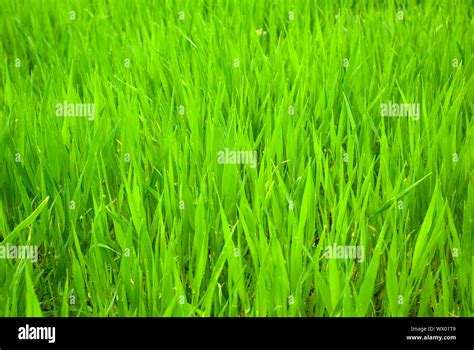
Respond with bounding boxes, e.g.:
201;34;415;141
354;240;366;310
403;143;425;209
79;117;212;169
0;0;472;317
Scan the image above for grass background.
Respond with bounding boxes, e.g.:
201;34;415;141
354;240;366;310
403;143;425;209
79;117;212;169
0;0;472;316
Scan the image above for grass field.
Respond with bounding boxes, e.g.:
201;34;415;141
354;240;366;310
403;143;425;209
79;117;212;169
0;0;473;317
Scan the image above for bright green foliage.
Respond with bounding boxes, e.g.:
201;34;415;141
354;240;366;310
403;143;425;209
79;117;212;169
0;0;472;316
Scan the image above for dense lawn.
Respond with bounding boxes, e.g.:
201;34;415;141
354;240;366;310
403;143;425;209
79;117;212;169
0;0;472;316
